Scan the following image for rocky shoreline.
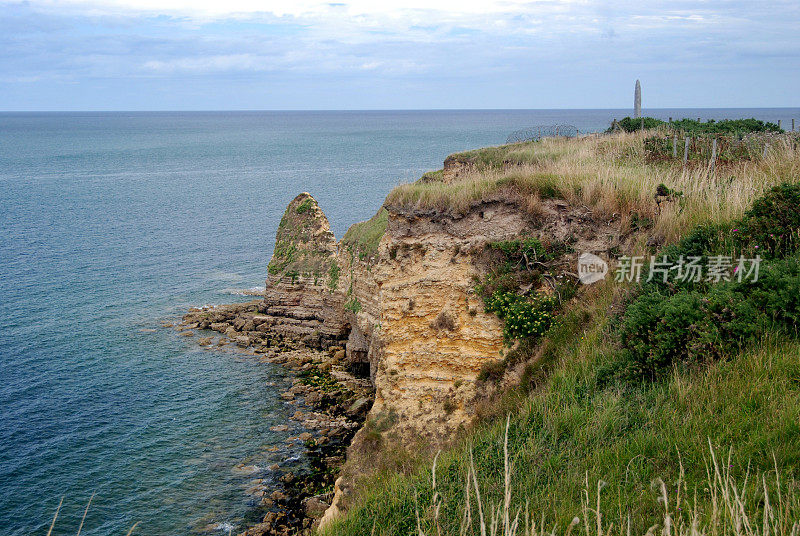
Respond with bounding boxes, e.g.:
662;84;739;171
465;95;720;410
176;300;374;536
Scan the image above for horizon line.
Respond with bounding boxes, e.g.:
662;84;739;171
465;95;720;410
2;106;799;114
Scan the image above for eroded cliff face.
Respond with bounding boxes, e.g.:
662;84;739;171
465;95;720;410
339;197;623;444
367;202;529;440
257;187;626;529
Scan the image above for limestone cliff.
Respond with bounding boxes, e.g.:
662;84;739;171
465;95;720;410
250;173;626;530
366;201;529;440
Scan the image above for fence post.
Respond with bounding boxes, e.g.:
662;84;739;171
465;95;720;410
673;135;677;158
641;117;645;131
710;138;717;174
793;118;796;132
763;143;769;159
778;119;782;130
683;137;690;165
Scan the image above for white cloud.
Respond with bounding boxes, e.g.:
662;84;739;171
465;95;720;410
7;0;579;18
142;54;266;73
1;0;798;108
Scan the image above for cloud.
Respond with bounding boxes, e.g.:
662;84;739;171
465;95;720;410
142;54;266;73
5;0;581;19
0;0;798;108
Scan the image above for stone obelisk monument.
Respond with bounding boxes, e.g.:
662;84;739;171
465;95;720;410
634;79;642;118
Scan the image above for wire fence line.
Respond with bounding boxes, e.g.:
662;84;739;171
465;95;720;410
506;125;579;144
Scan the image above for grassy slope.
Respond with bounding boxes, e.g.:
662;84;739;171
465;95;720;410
324;132;800;535
341;207;388;258
326;280;800;535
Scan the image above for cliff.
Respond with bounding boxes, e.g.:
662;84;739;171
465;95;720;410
185;130;800;535
260;192;349;348
243;163;633;530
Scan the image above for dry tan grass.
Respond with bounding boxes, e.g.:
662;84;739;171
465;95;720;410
387;132;800;244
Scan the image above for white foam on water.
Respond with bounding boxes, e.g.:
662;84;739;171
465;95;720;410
220;286;265;296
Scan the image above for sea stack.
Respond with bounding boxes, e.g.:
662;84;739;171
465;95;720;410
634;79;642;118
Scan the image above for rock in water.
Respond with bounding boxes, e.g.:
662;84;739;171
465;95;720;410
260;193;349;348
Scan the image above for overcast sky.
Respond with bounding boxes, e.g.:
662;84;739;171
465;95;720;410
1;0;798;110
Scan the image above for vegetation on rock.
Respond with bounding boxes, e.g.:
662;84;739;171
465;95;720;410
267;193;337;281
342;207;388;260
476;237;573;345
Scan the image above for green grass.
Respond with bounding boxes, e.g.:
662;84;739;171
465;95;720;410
342;207;388;258
325;293;800;534
444;141;559;171
419;170;444;182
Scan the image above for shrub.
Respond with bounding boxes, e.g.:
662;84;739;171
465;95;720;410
671;117;782;135
610;116;666;132
619;183;800;378
618;284;773;378
740;183;800;258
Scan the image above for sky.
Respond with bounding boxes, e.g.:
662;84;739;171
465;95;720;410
1;0;798;110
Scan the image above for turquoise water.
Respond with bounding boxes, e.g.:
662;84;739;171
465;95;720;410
1;109;797;535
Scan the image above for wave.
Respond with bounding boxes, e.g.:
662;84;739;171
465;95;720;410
220;286;265;296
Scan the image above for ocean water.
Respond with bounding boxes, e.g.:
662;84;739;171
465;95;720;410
1;109;798;535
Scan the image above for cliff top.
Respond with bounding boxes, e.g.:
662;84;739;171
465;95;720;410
386;130;800;244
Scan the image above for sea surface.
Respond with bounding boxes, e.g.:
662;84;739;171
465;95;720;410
1;109;797;535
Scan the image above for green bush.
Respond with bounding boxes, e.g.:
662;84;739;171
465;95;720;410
619;284;772;378
611;117;782;136
740;183;800;258
671;118;782;135
611;117;665;132
477;236;572;345
619;183;800;378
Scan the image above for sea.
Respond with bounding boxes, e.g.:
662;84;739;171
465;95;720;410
1;109;798;535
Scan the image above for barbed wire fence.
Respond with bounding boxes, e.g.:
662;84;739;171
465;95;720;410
506;124;579;144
